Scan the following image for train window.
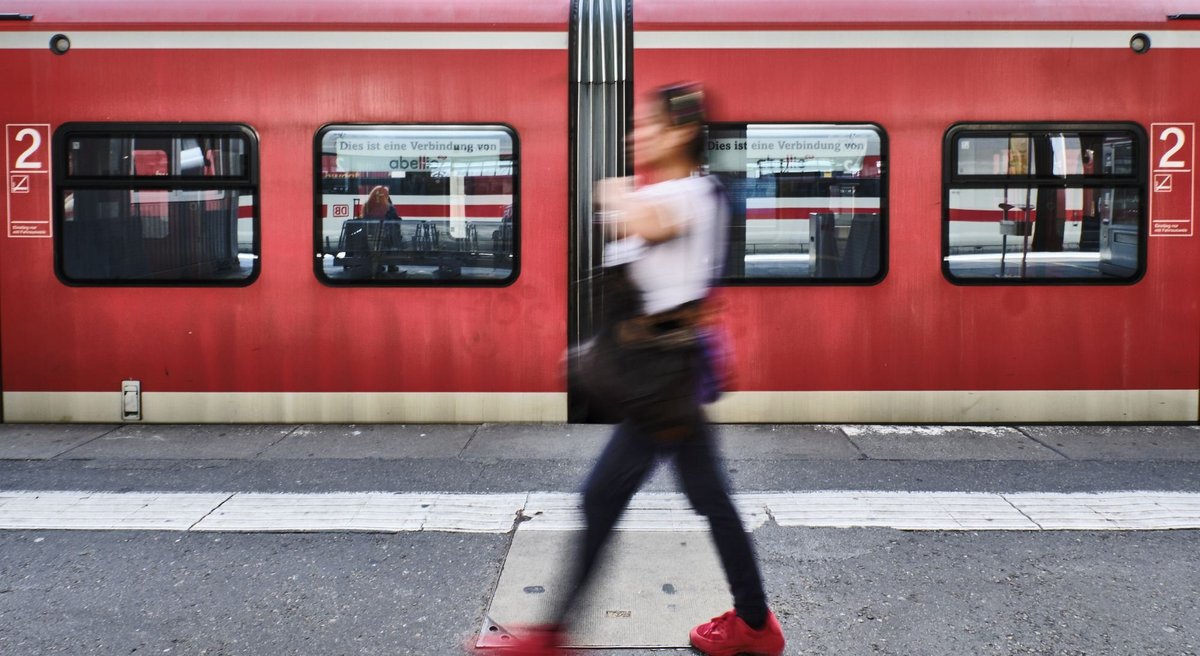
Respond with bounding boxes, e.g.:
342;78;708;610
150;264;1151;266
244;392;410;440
943;124;1146;283
54;124;259;285
68;135;249;178
314;125;518;286
707;124;886;283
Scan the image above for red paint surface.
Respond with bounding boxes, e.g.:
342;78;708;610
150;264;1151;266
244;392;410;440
0;45;569;393
6;0;569;30
636;42;1200;393
3;1;1200;402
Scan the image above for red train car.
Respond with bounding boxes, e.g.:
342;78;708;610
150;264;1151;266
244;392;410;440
632;0;1200;422
0;0;570;422
1;0;1198;423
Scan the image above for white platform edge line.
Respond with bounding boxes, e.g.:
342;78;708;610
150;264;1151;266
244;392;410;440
188;492;237;531
3;490;1200;533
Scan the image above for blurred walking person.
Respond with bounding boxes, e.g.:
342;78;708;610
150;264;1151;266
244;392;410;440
501;82;785;656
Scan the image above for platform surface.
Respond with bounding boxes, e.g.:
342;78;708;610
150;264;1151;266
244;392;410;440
483;530;728;648
2;422;1200;655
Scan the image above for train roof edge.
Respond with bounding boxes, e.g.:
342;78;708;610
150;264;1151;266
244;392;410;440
634;0;1193;27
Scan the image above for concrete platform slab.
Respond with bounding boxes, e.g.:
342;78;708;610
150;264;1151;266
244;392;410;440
61;425;292;460
462;424;611;460
482;529;729;648
0;424;117;460
1019;425;1200;460
716;424;861;459
844;425;1061;461
258;424;475;459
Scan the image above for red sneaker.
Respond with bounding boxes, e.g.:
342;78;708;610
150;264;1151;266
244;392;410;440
689;609;785;656
484;624;566;655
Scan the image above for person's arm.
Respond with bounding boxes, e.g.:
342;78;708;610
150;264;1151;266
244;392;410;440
596;177;683;244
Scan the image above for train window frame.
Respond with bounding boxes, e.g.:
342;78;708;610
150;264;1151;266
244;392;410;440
942;122;1148;286
52;122;261;287
312;123;521;288
705;122;889;287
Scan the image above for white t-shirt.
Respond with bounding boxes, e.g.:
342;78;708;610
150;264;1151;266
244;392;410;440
603;175;726;315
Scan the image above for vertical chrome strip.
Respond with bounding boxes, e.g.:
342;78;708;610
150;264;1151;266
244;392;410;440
567;0;632;421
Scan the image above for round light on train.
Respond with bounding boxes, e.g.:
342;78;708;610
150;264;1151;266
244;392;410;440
49;33;71;55
1130;33;1151;54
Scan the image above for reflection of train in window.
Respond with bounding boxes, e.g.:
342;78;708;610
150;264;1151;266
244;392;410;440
314;125;518;284
2;0;1196;425
943;125;1145;282
708;124;886;282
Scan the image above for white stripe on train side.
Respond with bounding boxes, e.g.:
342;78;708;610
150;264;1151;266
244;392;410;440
3;389;1195;423
3;30;1198;51
635;30;1200;50
0;31;569;50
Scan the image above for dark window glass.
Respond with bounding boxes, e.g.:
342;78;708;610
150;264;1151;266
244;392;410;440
944;125;1145;282
707;124;886;282
55;125;259;284
68;135;248;178
315;125;517;285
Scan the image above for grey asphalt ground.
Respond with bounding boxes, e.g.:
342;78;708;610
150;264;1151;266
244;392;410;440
1;422;1199;655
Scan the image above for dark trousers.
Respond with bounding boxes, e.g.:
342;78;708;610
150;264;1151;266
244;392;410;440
553;418;769;627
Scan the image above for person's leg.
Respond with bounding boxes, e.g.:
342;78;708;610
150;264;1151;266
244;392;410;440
672;420;769;628
552;420;658;625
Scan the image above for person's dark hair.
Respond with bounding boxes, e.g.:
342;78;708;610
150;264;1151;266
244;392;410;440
655;82;707;165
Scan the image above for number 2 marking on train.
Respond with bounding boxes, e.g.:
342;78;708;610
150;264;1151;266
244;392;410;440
13;128;43;170
1158;127;1187;169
